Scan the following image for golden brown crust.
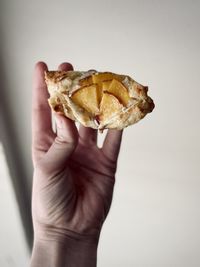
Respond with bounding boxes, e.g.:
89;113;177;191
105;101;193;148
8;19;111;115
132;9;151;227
45;70;154;130
45;71;68;82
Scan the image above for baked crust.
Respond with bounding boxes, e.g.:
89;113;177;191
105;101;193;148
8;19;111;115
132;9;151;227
45;70;154;130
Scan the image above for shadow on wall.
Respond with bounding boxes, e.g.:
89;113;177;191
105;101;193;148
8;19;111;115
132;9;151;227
0;40;33;250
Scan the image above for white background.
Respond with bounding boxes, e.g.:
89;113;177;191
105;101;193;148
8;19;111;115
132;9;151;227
0;0;200;266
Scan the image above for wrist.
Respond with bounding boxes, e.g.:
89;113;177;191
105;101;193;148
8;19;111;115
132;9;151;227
31;225;100;267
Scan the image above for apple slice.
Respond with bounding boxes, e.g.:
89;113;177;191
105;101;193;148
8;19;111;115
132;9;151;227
106;79;131;106
92;73;115;84
71;84;99;114
99;92;123;123
102;80;112;91
92;72;125;84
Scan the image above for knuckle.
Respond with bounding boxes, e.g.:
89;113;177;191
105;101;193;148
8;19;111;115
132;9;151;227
54;136;77;148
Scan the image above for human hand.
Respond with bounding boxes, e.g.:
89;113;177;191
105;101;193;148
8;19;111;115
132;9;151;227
31;62;123;267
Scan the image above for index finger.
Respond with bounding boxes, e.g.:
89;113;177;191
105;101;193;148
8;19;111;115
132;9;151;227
32;62;53;152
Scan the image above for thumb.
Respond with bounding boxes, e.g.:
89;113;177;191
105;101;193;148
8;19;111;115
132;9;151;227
44;114;78;171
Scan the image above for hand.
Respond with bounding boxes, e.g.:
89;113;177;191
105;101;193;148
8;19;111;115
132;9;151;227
31;62;123;267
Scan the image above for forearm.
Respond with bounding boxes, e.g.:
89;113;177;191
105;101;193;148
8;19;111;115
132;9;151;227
30;238;98;267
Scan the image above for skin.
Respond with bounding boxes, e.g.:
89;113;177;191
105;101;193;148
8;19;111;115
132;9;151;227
30;62;123;267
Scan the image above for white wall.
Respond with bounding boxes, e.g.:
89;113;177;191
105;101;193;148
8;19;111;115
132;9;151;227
0;0;200;266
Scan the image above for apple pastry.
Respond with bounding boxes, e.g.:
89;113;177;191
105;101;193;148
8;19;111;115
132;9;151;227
45;70;154;130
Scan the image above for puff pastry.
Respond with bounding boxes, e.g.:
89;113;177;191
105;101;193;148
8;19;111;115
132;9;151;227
45;70;154;130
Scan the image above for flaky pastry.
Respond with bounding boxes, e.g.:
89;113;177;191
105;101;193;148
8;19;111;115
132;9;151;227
45;70;154;130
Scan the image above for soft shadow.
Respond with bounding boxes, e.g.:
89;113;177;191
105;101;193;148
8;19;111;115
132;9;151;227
0;37;33;251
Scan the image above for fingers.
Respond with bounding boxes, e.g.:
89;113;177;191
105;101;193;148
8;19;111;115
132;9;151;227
32;62;54;157
79;125;98;145
102;129;123;162
44;114;78;171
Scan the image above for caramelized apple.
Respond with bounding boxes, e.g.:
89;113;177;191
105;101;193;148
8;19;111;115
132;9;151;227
99;92;123;123
92;72;124;84
71;84;99;114
106;79;130;106
102;80;112;91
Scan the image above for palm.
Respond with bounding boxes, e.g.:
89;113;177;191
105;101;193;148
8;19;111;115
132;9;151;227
68;143;116;231
33;140;117;237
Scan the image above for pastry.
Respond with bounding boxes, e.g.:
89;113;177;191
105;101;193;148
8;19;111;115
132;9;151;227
45;70;154;130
